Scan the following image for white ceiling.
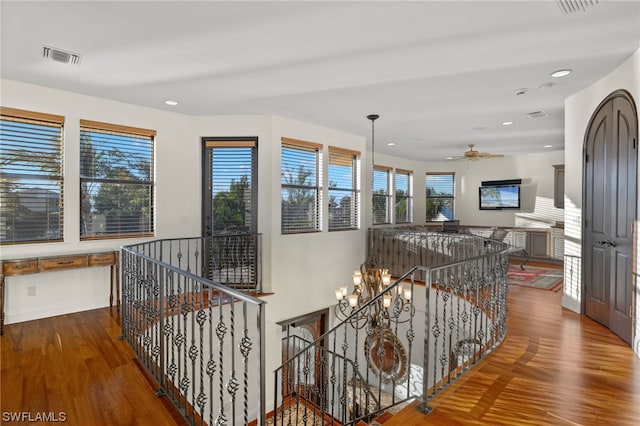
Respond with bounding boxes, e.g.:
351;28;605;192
1;1;639;161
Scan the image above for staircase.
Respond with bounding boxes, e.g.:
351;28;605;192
121;229;513;425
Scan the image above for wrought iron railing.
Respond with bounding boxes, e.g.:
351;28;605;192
121;234;262;293
276;335;380;424
121;237;266;426
272;229;512;424
563;254;581;301
207;233;262;292
369;227;509;281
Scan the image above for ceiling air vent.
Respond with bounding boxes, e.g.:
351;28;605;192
42;46;81;65
527;110;548;119
555;0;599;15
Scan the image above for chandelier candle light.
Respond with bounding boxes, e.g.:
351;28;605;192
333;260;414;330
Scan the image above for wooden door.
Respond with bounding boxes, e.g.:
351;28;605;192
279;310;328;406
583;90;637;345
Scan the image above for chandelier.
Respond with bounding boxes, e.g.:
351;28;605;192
333;259;414;329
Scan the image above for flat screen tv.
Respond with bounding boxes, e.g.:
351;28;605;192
479;185;521;210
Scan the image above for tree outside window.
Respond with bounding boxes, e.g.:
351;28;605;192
80;120;154;239
0;108;64;244
426;172;455;221
281;139;322;233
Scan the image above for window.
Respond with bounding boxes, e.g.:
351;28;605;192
80;120;155;239
395;169;413;223
426;172;455;221
203;139;257;234
372;166;392;225
328;146;360;231
0;107;64;244
281;138;322;233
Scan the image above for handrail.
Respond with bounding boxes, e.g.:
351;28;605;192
273;228;512;424
280;335;381;408
121;237;266;426
122;245;264;306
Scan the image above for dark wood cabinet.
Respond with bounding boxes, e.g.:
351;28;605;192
553;164;564;209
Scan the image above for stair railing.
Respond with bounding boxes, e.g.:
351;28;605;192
272;229;512;424
121;237;266;426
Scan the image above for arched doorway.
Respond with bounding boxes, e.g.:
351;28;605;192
582;90;638;345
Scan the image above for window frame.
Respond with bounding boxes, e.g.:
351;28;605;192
201;138;258;235
0;107;65;245
280;137;323;234
79;119;156;240
394;168;413;224
426;172;455;222
328;146;360;231
372;165;392;225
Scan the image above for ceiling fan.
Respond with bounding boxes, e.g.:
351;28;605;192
448;144;505;161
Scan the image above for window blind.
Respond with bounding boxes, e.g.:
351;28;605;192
372;166;391;225
205;140;256;233
80;119;155;239
328;146;360;231
395;169;413;223
0;107;64;244
281;138;322;233
426;172;455;221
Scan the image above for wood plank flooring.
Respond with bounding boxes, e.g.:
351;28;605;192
1;281;639;425
0;307;186;425
385;285;640;426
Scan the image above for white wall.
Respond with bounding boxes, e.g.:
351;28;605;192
1;79;194;323
564;48;640;355
370;150;564;228
0;82;370;409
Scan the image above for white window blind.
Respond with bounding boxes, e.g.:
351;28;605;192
328;146;360;231
426;172;455;221
0;107;64;244
372;166;391;225
395;169;413;223
204;140;256;234
281;138;322;234
80;119;155;239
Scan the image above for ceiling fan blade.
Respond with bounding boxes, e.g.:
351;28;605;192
483;154;505;158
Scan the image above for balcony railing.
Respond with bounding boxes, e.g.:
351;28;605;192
121;236;266;426
272;229;513;424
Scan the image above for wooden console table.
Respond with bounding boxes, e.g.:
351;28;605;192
0;251;119;335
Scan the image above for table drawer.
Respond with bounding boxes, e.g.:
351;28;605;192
39;255;87;271
88;252;116;266
3;259;39;275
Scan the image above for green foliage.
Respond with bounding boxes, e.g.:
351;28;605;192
282;164;316;231
212;175;250;232
82;134;153;235
426;186;452;221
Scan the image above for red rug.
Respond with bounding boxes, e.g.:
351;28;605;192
507;264;563;292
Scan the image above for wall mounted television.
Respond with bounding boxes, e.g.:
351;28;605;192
479;185;521;210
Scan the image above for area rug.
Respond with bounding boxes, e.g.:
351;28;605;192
507;264;563;292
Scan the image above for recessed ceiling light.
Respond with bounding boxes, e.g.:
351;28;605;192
544;144;553;148
446;156;454;160
551;69;572;78
502;121;513;126
473;126;486;131
539;82;554;90
165;100;178;106
387;142;395;146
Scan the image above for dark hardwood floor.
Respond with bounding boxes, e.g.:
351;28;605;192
1;280;639;425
